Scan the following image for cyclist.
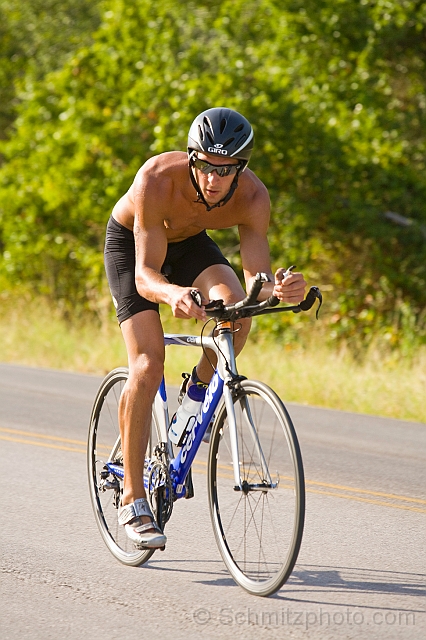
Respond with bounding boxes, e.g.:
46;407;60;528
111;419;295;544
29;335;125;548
104;107;307;549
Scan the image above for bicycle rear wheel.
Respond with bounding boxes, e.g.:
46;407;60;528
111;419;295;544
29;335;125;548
87;367;162;566
208;379;305;596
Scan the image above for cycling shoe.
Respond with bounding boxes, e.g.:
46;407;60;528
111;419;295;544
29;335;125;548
118;498;166;549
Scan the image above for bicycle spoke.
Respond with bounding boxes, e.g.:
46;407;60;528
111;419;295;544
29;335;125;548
208;379;305;596
87;368;162;567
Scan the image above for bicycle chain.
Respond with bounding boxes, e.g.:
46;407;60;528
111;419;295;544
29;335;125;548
147;458;174;528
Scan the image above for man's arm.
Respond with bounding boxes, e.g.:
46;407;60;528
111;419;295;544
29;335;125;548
133;169;206;320
238;188;306;304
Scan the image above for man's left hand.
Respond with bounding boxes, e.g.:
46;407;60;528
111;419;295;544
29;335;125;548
272;268;306;303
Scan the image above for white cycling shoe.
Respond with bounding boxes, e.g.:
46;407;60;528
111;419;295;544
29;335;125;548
118;498;167;549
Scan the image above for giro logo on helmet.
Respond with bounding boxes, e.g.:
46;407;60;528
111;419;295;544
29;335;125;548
207;146;228;155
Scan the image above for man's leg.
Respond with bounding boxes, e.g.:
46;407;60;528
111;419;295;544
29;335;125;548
192;264;251;383
118;310;165;538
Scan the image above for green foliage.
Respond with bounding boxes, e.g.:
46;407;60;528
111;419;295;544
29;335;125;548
0;0;101;141
0;0;425;344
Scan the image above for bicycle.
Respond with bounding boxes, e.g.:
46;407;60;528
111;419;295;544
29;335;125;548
87;272;322;597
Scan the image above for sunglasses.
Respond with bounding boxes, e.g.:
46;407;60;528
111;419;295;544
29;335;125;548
191;156;241;177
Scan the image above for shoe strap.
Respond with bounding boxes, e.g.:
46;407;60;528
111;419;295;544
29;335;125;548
118;498;154;525
128;520;162;534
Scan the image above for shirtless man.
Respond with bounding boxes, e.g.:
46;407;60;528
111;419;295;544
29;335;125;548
104;107;307;550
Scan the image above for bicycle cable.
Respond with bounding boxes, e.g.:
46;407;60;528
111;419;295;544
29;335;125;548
199;317;242;377
199;318;217;375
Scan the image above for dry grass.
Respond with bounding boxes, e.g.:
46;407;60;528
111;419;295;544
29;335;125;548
237;340;426;423
1;298;424;423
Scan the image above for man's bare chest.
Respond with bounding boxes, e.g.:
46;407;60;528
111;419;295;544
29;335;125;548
162;201;239;241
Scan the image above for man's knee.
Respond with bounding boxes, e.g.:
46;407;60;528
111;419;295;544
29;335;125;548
121;310;165;389
129;353;164;393
193;264;245;304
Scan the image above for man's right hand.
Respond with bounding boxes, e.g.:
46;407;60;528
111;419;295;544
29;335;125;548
168;286;208;321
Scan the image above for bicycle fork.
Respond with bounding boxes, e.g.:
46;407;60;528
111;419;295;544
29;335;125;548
217;329;277;492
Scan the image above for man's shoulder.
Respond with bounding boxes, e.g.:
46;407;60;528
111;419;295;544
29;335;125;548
236;168;270;208
129;151;189;213
138;151;187;178
131;151;187;198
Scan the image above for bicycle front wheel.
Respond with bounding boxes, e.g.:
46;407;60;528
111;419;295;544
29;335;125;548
87;367;162;566
208;379;305;596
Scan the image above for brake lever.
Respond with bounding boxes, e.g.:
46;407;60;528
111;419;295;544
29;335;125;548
265;266;297;308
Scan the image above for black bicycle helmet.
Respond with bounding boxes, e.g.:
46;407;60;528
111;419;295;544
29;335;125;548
187;107;254;210
188;107;254;163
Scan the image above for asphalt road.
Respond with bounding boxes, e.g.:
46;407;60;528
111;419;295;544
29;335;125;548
0;363;425;639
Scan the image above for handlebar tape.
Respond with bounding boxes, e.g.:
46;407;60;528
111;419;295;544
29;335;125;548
268;286;322;313
266;295;280;307
190;289;203;307
297;286;322;318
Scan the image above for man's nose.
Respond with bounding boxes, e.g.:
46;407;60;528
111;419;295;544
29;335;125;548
208;170;220;183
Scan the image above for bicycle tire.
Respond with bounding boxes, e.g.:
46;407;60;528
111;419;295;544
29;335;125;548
87;367;162;566
207;379;305;596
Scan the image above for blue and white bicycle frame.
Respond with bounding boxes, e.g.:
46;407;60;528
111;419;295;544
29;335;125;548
102;326;257;501
89;275;321;595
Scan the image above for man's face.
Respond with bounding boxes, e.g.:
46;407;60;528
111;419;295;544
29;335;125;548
193;152;241;206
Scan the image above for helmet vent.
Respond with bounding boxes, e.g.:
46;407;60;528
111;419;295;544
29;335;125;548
236;134;247;147
198;125;204;141
204;116;213;131
234;124;244;132
223;137;235;147
220;118;227;134
206;131;215;145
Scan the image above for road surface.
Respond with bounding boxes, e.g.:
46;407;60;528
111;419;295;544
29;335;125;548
0;363;425;639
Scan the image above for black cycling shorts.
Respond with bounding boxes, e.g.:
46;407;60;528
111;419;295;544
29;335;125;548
104;215;232;324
